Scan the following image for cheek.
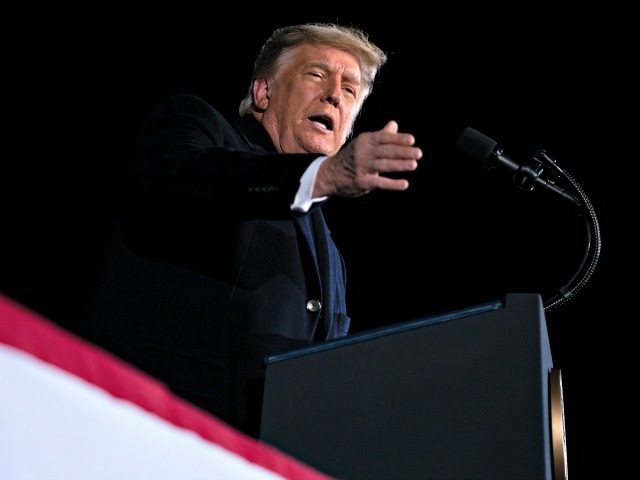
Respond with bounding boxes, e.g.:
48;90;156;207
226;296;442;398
290;86;316;107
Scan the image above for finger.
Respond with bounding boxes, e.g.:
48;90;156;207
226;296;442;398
374;130;416;146
381;120;398;134
373;158;419;172
375;144;423;160
370;176;410;191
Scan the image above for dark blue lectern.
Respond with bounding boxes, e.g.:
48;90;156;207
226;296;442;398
260;294;555;479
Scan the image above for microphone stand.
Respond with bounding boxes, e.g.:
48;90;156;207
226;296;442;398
457;126;602;312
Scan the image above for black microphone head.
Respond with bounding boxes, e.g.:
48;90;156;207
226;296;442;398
457;127;498;166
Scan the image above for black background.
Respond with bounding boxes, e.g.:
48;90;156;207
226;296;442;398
3;7;623;478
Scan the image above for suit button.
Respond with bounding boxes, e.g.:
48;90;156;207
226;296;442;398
306;299;322;313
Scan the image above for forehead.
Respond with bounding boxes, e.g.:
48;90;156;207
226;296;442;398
276;44;362;81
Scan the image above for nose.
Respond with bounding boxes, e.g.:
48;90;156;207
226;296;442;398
322;78;342;107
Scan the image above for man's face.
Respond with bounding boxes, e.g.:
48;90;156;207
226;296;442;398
255;44;364;156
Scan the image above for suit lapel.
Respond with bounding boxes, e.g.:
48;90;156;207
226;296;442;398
293;211;323;335
311;208;334;339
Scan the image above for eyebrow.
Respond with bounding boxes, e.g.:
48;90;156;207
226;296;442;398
306;62;361;86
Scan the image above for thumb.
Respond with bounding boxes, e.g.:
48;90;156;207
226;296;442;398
381;120;398;133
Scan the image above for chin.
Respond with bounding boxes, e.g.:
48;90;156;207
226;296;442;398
306;142;338;156
299;134;339;156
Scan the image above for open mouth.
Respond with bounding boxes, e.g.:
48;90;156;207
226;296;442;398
309;115;334;131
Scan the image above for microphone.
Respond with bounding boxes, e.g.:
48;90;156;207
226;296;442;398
457;127;580;206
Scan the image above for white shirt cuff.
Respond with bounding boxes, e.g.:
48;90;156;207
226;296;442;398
290;156;329;212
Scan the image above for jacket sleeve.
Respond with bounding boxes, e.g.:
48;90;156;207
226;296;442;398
131;94;318;218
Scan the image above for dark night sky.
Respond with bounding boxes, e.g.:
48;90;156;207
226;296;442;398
3;7;624;477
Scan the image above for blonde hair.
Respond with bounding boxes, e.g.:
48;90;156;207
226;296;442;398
239;23;387;115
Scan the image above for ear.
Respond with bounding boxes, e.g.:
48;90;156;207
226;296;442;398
252;78;270;111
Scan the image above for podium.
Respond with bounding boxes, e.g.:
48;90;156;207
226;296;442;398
260;294;557;479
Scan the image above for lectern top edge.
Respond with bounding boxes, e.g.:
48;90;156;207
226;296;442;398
264;299;503;365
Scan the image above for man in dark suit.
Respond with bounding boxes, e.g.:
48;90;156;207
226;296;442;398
85;23;422;436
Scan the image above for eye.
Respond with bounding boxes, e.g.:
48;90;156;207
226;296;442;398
343;86;356;97
308;71;323;79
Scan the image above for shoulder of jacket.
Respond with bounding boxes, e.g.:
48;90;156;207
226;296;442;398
152;94;228;122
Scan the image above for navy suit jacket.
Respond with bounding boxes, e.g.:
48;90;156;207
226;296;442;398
86;94;349;434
